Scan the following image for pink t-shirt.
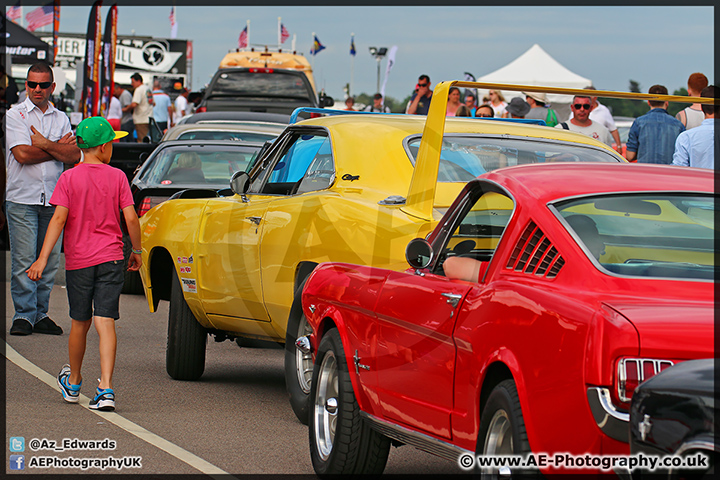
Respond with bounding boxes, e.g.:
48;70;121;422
50;163;134;270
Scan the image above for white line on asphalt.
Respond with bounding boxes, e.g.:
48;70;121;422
4;342;234;479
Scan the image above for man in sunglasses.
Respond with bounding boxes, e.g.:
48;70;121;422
556;95;613;147
406;75;433;115
5;62;81;336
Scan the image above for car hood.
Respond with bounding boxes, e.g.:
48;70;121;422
603;301;714;360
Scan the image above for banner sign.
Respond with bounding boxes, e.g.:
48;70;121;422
40;34;185;74
99;4;117;117
80;1;101;118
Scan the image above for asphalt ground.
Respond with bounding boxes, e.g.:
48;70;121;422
4;252;464;476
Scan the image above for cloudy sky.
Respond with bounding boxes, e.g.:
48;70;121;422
24;5;715;102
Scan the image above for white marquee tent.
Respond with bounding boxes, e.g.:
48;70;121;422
475;44;592;120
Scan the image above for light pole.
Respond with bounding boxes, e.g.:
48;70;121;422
368;46;387;94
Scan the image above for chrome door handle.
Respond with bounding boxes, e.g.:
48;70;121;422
246;216;262;225
441;292;463;308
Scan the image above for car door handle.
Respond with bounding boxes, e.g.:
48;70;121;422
246;216;262;225
441;292;463;308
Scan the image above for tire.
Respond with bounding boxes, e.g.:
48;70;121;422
477;379;536;478
121;234;143;294
166;268;207;380
284;279;314;424
309;329;390;476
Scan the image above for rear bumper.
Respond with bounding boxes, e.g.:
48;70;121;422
586;387;629;443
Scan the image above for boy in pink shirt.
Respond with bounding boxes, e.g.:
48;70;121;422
27;117;142;411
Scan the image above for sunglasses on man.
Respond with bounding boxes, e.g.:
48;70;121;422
27;81;53;89
573;103;592;110
417;83;429;88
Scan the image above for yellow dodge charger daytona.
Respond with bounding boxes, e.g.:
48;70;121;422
138;81;624;424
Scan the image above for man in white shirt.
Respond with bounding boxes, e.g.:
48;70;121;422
128;73;153;143
568;87;622;154
5;62;81;336
556;95;613;147
173;88;189;125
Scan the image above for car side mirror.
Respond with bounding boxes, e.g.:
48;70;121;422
142;135;152;144
406;238;433;270
230;171;251;196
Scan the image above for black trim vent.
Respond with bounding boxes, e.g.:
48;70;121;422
506;221;564;278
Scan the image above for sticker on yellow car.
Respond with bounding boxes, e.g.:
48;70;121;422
180;277;197;293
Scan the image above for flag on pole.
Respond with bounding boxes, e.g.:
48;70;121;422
311;35;325;55
6;2;22;22
100;4;117;118
238;25;248;49
169;6;177;39
463;72;477;105
350;35;356;56
26;2;54;31
81;0;102;119
280;23;289;44
52;1;60;64
380;45;397;102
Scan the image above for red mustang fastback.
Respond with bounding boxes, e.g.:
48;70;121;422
298;163;714;476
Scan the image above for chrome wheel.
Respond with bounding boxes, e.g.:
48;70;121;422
295;315;314;394
477;380;532;478
314;349;338;461
483;410;513;455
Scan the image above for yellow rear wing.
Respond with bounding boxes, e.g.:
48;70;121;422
402;81;715;222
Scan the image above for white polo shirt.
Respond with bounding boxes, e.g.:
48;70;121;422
5;97;73;206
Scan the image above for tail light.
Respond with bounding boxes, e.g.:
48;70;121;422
310;112;322;118
138;196;170;217
615;358;674;406
196;106;207;113
249;68;274;73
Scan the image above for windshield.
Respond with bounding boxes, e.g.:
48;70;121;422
139;144;262;187
209;71;312;100
406;135;620;183
176;130;277;143
554;194;714;281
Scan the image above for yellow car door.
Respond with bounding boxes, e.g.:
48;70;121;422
195;196;273;327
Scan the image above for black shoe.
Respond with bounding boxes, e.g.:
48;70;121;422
33;317;63;335
9;319;33;336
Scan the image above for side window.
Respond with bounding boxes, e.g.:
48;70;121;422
255;131;333;195
434;191;514;278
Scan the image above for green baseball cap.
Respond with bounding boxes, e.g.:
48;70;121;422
76;116;128;148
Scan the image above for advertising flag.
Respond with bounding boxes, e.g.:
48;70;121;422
280;23;289;44
169;6;177;39
463;71;477;105
52;1;60;64
6;2;21;22
99;4;117;118
26;2;53;31
238;25;248;49
311;35;325;55
350;35;356;56
380;45;397;101
81;0;102;118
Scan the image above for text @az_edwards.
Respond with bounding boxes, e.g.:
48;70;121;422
28;437;116;452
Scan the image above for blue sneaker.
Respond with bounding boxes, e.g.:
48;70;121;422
57;365;81;403
89;387;115;411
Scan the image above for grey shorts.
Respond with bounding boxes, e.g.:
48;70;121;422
65;260;124;321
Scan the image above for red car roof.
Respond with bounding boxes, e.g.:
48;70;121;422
482;163;713;203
